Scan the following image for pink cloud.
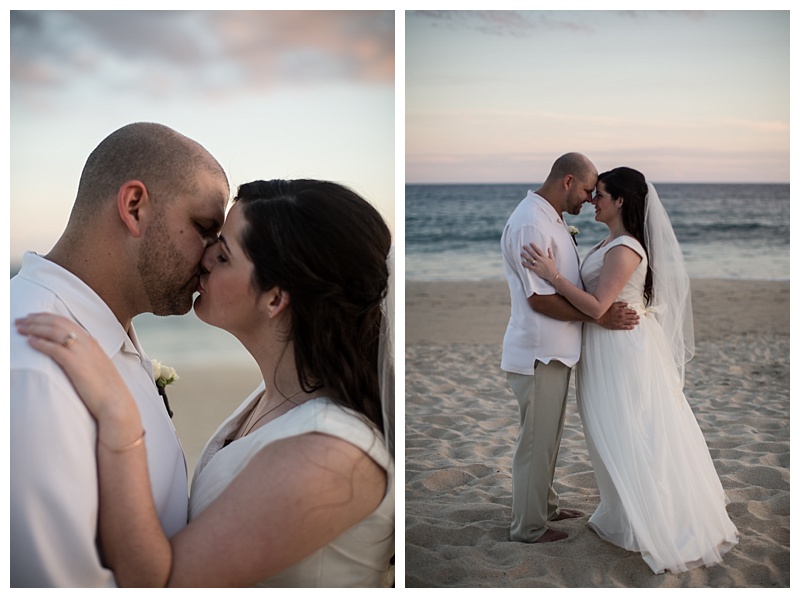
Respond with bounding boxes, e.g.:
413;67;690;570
10;10;394;105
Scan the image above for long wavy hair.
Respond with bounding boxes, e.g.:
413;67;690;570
597;167;654;305
234;179;391;432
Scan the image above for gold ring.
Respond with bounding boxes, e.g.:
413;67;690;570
62;332;77;348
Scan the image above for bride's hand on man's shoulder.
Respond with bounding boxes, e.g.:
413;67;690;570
14;312;134;421
521;243;556;281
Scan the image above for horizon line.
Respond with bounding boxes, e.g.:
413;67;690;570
405;180;790;186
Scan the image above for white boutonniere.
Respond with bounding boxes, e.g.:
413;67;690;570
152;359;180;388
568;225;580;245
152;359;178;418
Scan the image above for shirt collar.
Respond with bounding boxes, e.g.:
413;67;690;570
19;252;142;361
526;190;565;224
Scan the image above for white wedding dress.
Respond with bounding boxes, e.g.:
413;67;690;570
577;236;738;574
189;385;395;587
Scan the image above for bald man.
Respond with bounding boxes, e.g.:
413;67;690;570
501;153;638;544
11;123;230;586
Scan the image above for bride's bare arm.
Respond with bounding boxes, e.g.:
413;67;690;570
529;293;639;330
15;313;386;587
523;244;642;320
95;414;173;586
169;433;385;586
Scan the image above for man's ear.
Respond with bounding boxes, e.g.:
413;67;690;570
259;286;291;319
562;174;574;191
117;180;150;237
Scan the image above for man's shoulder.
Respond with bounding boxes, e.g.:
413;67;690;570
507;193;552;225
11;282;74;373
503;204;555;244
506;200;538;237
11;272;65;311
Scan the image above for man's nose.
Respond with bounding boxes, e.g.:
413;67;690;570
200;249;214;271
204;233;219;248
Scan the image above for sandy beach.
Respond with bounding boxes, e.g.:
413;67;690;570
164;362;262;480
405;279;789;588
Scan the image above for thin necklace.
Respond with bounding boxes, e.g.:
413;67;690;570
240;389;304;438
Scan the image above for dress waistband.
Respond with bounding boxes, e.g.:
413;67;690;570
629;303;665;318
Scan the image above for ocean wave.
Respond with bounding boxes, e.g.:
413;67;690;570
406;183;789;282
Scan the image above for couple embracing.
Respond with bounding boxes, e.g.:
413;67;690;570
11;123;394;587
501;153;738;574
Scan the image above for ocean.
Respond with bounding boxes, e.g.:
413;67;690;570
131;311;255;370
406;183;790;282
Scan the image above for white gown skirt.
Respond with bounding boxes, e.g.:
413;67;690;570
576;314;738;574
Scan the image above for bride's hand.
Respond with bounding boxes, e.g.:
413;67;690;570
521;243;558;283
15;313;139;429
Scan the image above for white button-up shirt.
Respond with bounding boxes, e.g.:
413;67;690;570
10;252;188;587
501;191;583;375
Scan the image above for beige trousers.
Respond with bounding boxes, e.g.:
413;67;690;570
507;360;571;542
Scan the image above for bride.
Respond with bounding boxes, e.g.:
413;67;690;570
16;179;395;587
522;167;738;574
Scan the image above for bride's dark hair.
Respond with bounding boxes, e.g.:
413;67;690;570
597;167;654;305
233;179;391;432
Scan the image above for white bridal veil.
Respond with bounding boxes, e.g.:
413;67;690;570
378;246;395;457
644;182;695;385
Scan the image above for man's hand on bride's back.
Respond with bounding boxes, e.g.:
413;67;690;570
596;302;639;330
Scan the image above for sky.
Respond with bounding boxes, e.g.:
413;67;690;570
406;10;789;184
8;10;395;266
5;9;792;263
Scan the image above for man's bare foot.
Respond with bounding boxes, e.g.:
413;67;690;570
533;528;568;543
551;508;584;521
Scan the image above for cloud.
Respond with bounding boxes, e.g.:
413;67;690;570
411;10;593;36
10;10;394;106
210;11;394;88
411;9;711;38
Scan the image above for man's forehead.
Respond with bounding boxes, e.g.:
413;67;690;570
196;174;229;205
188;187;227;224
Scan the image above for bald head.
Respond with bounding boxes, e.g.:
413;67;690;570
536;152;598;215
545;152;596;185
71;122;228;222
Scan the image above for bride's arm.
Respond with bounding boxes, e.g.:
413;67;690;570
15;313;386;587
95;411;174;586
523;244;642;320
169;433;385;587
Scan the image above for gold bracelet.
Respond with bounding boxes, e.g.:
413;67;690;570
99;430;146;453
554;273;561;286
